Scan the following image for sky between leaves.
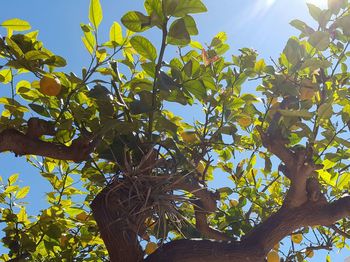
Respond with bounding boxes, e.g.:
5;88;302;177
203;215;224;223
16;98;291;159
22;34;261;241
0;0;349;261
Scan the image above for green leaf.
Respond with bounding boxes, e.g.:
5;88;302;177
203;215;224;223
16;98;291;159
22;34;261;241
5;185;18;194
8;173;19;185
24;50;51;61
254;59;266;74
309;31;330;51
82;36;94;54
283;37;303;65
121;11;150;32
145;0;164;26
130;91;153;114
1;18;31;31
307;3;322;21
28;103;50;117
17;207;28;223
290;19;314;36
167;18;190;46
109;22;123;45
47;224;62;239
338;173;350;189
334;137;350;148
0;69;13;84
172;0;207;17
89;0;103;29
183;80;206;100
317;102;332;119
5;37;24;57
190;41;203;49
183;15;198;35
130;35;157;61
16;80;31;94
278;109;313;119
141;62;156;77
16;186;30;199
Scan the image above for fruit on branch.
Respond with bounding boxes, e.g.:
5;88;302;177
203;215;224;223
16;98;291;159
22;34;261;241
291;233;303;244
306;249;314;258
267;250;279;262
196;161;205;174
229;199;238;207
145;242;158;255
39;75;62;96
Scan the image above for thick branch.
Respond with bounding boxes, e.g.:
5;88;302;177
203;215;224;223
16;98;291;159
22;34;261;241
146;197;350;262
193;202;231;241
256;126;294;169
242;197;350;253
0;118;96;162
172;175;231;241
257;126;322;207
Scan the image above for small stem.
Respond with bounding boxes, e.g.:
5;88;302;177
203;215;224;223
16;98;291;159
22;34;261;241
148;20;168;139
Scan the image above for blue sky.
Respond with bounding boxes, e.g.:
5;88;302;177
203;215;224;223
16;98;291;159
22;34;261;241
0;0;349;261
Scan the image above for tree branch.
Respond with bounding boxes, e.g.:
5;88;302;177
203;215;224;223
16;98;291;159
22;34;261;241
0;118;96;162
146;197;350;261
171;175;232;241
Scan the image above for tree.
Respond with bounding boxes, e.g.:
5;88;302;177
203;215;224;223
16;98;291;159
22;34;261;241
0;0;350;261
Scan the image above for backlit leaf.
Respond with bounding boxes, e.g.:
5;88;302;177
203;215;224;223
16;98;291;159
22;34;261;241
167;18;190;45
16;186;30;199
0;18;31;31
109;22;123;45
121;11;150;32
130;35;157;61
89;0;103;29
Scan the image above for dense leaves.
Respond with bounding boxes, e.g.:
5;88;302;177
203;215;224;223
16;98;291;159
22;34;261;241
0;0;350;261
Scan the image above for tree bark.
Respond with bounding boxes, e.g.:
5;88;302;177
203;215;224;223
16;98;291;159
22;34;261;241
145;197;350;262
91;184;144;262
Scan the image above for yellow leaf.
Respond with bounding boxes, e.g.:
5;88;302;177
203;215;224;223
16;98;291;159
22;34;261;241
180;131;199;144
89;0;103;29
1;18;31;31
16;186;30;199
110;22;123;45
82;36;94;54
254;59;266;73
8;173;19;185
18;207;28;223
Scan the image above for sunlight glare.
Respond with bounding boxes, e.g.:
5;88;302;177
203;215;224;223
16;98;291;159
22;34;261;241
306;0;328;8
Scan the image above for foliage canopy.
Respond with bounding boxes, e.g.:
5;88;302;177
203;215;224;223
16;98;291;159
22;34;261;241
0;0;350;261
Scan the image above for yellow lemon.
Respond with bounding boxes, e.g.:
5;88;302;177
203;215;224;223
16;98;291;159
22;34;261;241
180;131;198;143
229;199;238;207
306;249;314;258
196;161;205;173
39;75;62;96
291;234;303;244
145;242;158;255
237;116;252;128
267;250;279;262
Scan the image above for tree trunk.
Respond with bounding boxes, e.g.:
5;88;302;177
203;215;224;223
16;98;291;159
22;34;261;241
91;184;143;262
